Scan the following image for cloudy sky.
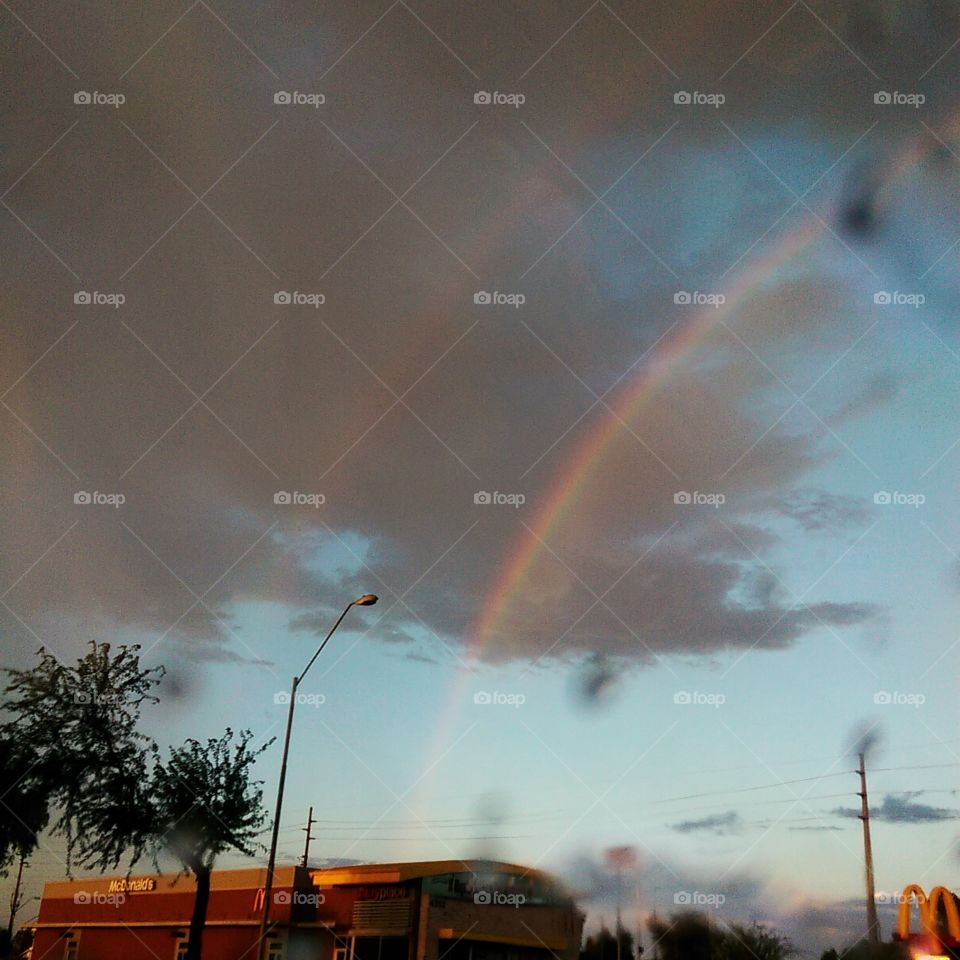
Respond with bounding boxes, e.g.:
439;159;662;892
3;0;960;954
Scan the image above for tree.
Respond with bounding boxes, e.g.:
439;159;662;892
0;926;33;960
582;924;637;960
0;733;49;875
150;729;271;960
838;941;908;960
647;912;793;960
648;912;714;960
719;923;794;960
1;642;161;873
2;643;273;960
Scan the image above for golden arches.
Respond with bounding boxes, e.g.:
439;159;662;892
925;886;960;940
897;884;928;940
896;884;960;941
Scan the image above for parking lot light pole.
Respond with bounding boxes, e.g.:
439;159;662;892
257;594;378;959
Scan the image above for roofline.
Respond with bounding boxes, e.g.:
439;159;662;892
309;859;562;885
38;860;568;899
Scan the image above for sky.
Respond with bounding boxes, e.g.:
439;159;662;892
2;0;960;956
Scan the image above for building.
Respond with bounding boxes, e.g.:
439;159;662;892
32;859;584;960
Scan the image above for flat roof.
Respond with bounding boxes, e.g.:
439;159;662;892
310;860;558;885
40;860;562;900
40;866;300;900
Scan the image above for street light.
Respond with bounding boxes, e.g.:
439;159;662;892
257;594;378;959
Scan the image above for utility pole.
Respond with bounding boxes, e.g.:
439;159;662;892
605;846;635;960
615;862;622;960
857;752;879;944
6;854;26;940
300;806;316;869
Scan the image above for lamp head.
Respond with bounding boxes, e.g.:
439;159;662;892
354;594;378;606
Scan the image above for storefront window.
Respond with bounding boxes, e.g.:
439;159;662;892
353;935;408;960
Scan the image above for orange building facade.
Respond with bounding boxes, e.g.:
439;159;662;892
32;860;584;960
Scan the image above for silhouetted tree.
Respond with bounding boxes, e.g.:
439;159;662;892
1;642;161;873
583;924;637;960
840;941;909;960
0;733;49;875
150;729;271;960
719;922;794;960
647;912;793;960
3;643;272;960
648;912;715;960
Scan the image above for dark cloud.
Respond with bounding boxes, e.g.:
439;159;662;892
772;490;872;533
828;373;900;426
4;0;952;676
847;722;883;761
833;793;960;824
671;811;741;835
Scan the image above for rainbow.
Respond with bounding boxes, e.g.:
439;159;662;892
405;215;825;843
467;109;960;663
469;215;822;661
405;117;959;836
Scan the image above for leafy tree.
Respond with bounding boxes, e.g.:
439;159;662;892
2;643;273;960
719;922;794;960
648;912;714;960
0;926;33;960
582;924;638;960
149;729;271;960
647;912;793;960
839;941;909;960
1;642;161;873
0;733;49;875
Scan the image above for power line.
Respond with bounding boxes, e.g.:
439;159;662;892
650;771;853;804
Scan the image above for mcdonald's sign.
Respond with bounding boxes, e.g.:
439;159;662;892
894;884;960;949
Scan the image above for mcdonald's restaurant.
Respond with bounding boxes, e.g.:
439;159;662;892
32;859;585;960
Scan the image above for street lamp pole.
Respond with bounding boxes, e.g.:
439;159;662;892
256;594;378;960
